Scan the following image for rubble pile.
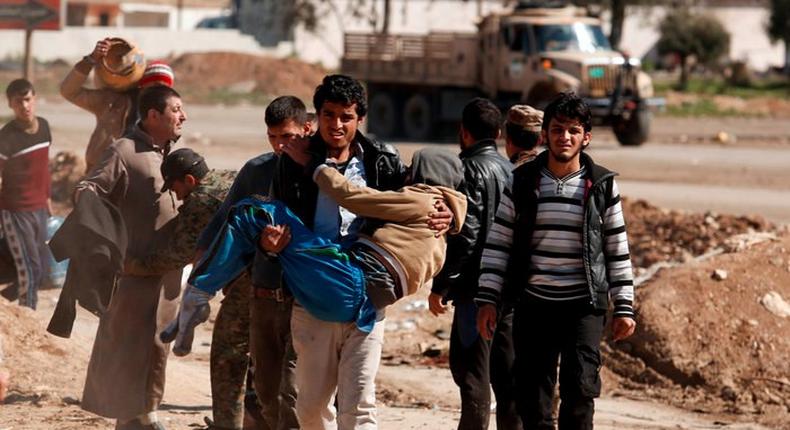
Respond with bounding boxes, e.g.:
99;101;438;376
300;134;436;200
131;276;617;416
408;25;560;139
622;198;772;268
608;234;790;427
49;151;85;216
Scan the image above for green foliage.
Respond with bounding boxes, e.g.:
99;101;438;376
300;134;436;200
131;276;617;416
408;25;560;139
657;9;730;67
653;76;790;98
664;98;739;117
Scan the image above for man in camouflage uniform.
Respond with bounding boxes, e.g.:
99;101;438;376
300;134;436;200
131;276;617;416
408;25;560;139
122;147;249;430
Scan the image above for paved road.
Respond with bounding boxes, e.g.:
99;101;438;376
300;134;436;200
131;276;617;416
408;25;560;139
38;101;790;223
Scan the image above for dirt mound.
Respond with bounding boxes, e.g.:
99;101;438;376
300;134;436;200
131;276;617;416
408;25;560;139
623;198;772;269
170;52;329;105
607;233;790;427
0;299;85;406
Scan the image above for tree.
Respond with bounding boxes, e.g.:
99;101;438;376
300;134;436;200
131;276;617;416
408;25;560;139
286;0;394;35
657;9;730;90
767;0;790;74
608;0;627;49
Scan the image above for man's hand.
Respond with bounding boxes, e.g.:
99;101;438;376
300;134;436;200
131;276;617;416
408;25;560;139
428;292;448;317
160;285;212;357
259;225;291;254
611;316;636;341
476;304;498;341
427;199;454;237
90;38;112;62
281;137;311;166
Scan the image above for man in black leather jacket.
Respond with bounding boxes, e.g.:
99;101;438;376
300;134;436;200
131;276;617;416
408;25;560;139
429;98;521;430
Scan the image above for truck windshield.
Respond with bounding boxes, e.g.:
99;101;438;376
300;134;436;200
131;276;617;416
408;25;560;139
533;23;611;53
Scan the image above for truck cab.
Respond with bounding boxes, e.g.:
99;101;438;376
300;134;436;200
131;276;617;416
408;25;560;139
480;5;663;145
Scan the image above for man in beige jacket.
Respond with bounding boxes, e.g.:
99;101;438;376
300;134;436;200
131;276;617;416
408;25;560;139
75;85;186;430
60;38;174;172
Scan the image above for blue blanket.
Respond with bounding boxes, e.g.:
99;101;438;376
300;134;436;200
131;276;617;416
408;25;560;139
189;196;376;332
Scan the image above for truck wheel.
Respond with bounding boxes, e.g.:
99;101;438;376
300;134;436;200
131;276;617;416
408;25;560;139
368;92;398;138
613;107;651;146
403;94;432;141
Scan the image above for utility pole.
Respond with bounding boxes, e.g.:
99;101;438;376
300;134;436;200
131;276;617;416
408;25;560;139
23;26;33;81
382;0;391;34
177;0;184;30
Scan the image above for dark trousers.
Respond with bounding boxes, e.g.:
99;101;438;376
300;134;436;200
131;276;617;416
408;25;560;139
249;293;299;430
0;208;50;309
449;301;521;430
514;299;605;430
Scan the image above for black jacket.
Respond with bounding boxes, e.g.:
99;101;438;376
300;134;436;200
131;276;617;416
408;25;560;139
508;151;616;311
433;139;512;303
47;191;127;338
273;130;408;228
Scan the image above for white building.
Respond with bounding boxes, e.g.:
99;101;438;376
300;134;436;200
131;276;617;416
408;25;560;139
238;0;785;72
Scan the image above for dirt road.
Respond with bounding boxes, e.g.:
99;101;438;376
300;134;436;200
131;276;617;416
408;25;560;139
39;100;790;223
0;290;774;429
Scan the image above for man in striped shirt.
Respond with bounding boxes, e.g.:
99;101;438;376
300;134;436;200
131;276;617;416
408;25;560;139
475;92;636;430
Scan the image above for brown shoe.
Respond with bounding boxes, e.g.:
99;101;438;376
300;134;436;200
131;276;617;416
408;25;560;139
116;419;166;430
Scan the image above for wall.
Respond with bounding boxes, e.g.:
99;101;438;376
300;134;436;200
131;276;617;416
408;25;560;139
240;0;785;72
616;6;785;72
239;0;510;68
0;27;291;62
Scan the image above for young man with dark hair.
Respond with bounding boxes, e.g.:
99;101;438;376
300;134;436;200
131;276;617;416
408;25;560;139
0;79;52;310
270;74;405;430
270;74;453;429
429;97;521;430
477;92;636;430
75;84;187;430
193;95;310;430
505;104;543;168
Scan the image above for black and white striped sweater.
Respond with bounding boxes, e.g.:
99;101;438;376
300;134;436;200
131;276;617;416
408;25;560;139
476;166;635;317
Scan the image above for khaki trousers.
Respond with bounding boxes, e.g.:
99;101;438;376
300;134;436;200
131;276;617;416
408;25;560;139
290;305;384;430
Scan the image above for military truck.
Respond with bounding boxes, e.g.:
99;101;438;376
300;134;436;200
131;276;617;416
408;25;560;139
341;1;664;145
